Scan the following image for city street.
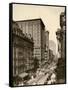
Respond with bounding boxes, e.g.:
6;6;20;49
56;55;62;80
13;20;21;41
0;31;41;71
26;61;57;85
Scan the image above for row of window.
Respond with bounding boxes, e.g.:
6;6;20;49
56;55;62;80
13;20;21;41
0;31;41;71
13;45;33;76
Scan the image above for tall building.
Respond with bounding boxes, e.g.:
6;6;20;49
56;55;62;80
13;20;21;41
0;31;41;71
49;49;54;64
12;22;34;77
44;31;49;63
56;12;66;83
16;18;46;67
60;12;66;60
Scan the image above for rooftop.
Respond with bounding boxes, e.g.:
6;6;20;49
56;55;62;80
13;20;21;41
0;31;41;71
60;12;65;17
14;18;45;27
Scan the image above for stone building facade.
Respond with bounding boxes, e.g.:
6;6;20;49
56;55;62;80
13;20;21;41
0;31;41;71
12;22;34;77
16;18;46;67
56;12;66;83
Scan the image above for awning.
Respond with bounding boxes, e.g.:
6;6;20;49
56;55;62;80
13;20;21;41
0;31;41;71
19;72;28;79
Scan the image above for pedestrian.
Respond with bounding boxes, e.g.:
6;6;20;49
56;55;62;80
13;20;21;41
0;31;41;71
47;79;52;84
50;71;56;84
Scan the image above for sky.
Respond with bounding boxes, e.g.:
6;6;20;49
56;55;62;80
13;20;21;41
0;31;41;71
13;4;65;54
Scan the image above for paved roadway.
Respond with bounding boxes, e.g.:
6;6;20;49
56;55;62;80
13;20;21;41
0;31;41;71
27;62;57;85
36;73;49;85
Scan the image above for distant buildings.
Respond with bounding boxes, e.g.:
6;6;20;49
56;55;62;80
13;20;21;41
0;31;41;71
56;12;66;83
16;18;46;67
12;22;34;77
49;40;56;55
